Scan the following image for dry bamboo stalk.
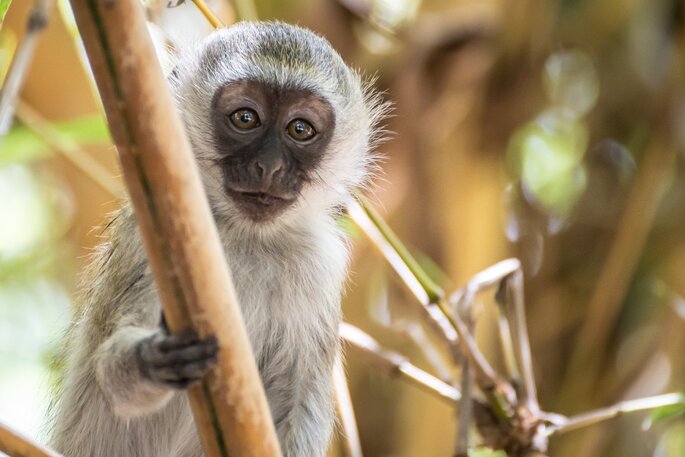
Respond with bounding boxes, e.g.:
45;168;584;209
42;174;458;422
0;0;52;142
333;360;364;457
67;0;281;456
0;421;62;457
340;323;461;403
552;392;685;435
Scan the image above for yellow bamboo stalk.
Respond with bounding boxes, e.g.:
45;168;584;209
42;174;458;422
66;0;281;456
0;421;62;457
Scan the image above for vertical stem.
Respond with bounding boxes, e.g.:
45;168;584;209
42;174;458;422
334;361;364;457
67;0;282;455
0;0;52;142
499;269;539;415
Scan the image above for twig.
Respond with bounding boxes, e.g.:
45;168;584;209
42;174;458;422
333;360;364;457
67;0;281;455
15;100;123;199
0;0;52;142
551;393;685;435
455;298;475;457
456;360;473;457
448;291;517;413
0;420;62;457
340;323;461;403
191;0;224;28
347;199;460;355
352;197;444;302
496;268;540;415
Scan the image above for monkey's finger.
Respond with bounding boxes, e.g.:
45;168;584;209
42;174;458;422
153;355;218;382
150;338;219;367
157;329;200;351
166;378;200;390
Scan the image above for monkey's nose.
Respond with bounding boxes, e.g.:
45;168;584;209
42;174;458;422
252;158;283;188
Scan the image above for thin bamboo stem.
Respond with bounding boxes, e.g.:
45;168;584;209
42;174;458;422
498;268;539;415
15;100;123;198
67;0;281;455
551;393;685;435
447;292;516;411
347;200;460;357
0;421;62;457
191;0;224;28
0;0;52;142
355;197;444;302
455;302;475;457
340;323;461;403
334;360;364;457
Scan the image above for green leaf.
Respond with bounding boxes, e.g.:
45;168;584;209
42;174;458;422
0;115;111;167
0;0;13;23
644;402;685;430
469;448;507;457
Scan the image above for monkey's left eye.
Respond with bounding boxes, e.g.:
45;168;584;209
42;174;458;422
229;109;260;130
287;119;316;141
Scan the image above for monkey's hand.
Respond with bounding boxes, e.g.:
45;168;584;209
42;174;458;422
136;330;219;389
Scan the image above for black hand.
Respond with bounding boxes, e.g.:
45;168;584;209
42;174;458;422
136;329;219;389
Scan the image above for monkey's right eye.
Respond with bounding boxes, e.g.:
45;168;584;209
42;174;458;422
228;109;261;130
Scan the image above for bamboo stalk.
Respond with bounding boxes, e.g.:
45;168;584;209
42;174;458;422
191;0;224;27
66;0;281;456
340;323;461;403
0;421;62;457
497;268;540;415
551;393;685;435
334;360;364;457
0;0;52;143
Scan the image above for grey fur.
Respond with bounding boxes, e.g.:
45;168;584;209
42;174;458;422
47;22;386;457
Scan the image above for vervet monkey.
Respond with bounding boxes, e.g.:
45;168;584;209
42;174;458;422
48;22;386;457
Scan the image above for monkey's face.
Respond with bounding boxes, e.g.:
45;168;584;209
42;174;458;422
211;80;336;222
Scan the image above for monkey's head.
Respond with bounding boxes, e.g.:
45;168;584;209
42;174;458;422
171;22;386;228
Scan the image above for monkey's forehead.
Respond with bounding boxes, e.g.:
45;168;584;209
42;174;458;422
192;22;359;104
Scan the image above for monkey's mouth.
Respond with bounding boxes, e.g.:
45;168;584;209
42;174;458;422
225;188;296;221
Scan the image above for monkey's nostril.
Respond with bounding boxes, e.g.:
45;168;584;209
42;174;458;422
255;161;265;178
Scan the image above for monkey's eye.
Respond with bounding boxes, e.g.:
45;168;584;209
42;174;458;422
229;108;260;130
287;119;316;141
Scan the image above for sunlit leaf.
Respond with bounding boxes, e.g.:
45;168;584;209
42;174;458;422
643;401;685;430
469;448;506;457
0;115;110;166
0;0;13;24
508;108;589;217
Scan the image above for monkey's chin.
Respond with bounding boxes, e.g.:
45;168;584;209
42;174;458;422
225;189;295;223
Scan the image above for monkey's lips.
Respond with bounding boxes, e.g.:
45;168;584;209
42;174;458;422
225;188;296;221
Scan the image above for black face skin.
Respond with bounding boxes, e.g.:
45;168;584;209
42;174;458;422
211;79;336;222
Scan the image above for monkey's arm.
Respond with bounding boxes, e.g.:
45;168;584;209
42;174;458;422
88;209;218;419
94;323;218;419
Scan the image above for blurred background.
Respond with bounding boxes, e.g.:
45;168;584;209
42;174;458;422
1;0;684;456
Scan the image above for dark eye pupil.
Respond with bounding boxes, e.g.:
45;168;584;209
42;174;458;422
229;108;260;130
287;119;315;141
